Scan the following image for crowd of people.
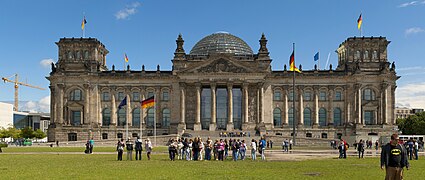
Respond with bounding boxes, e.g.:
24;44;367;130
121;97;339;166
116;137;152;161
166;137;267;161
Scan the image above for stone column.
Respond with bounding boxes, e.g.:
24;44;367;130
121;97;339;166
313;87;319;126
283;88;288;125
227;83;234;130
49;86;56;125
298;88;304;125
57;84;64;125
384;85;389;125
357;87;362;125
242;83;249;130
328;88;334;125
194;84;202;131
209;83;216;131
178;83;186;130
155;87;160;128
259;84;264;124
111;93;117;126
84;83;90;125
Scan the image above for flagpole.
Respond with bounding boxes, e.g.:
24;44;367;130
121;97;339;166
82;12;85;38
140;97;143;142
318;50;320;70
292;43;296;146
126;95;129;140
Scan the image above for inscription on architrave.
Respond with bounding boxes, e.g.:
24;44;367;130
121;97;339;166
197;59;248;73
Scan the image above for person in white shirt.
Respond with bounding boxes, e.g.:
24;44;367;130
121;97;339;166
145;138;152;160
251;139;257;160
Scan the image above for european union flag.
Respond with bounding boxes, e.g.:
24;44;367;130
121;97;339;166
118;96;127;109
314;52;319;61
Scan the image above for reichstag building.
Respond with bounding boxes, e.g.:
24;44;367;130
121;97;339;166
47;32;399;142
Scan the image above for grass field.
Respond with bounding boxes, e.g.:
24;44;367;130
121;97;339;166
0;147;424;179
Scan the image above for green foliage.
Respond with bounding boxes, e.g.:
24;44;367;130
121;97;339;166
397;112;425;135
33;129;47;140
2;127;21;139
20;127;35;139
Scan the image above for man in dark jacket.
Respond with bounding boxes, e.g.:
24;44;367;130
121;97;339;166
135;137;143;160
380;134;410;180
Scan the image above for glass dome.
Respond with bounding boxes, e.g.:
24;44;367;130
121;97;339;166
189;32;253;55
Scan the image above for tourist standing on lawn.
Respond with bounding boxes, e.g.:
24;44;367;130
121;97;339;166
218;139;225;161
145;138;152;160
260;137;266;160
89;138;94;154
357;139;365;158
205;138;212;160
126;138;134;161
381;133;410;180
168;139;177;161
116;138;125;161
251;139;257;160
135;136;143;160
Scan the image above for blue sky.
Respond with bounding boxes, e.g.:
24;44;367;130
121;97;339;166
1;0;425;112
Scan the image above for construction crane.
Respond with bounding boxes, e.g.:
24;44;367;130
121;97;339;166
2;74;46;111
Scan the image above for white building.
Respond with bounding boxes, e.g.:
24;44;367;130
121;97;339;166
0;102;13;129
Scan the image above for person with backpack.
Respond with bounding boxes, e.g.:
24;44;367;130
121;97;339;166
135;136;143;160
381;134;410;180
116;139;125;161
260;137;266;160
126;138;134;161
357;139;365;158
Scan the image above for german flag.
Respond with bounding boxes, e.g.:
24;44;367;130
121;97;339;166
124;53;129;62
81;16;87;30
289;50;301;73
357;14;362;30
141;96;155;108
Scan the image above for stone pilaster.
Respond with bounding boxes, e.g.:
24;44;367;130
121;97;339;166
57;83;64;125
178;83;186;131
209;83;216;131
227;83;234;131
194;84;202;131
313;87;319;127
84;83;90;125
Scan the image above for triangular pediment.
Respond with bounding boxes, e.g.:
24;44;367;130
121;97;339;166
183;58;256;73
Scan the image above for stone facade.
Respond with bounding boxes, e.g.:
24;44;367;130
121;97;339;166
47;33;399;142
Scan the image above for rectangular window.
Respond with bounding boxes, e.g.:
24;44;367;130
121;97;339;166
162;91;169;101
335;91;342;101
273;91;281;101
71;111;81;126
118;92;125;101
364;111;374;125
102;133;108;140
102;92;110;101
304;92;311;101
147;92;154;98
132;92;140;102
319;91;327;101
68;133;77;141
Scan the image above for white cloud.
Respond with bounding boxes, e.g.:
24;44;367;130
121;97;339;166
21;96;50;113
405;27;424;35
40;58;54;68
396;82;425;109
398;0;425;7
115;2;142;20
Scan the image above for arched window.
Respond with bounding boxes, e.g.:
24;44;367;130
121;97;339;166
84;51;89;59
319;108;327;126
102;108;111;126
273;90;281;101
372;51;378;60
319;91;327;101
273;108;282;127
355;50;361;60
288;108;294;126
132;108;140;127
334;108;342;126
162;108;170;128
364;50;369;60
304;108;312;127
303;91;312;101
289;91;297;101
162;90;169;101
117;109;126;126
76;51;81;59
363;88;375;100
147;108;154;128
68;51;73;59
70;89;82;101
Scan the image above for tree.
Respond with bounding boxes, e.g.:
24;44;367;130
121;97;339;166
20;127;35;139
397;112;425;135
7;127;21;139
33;129;46;140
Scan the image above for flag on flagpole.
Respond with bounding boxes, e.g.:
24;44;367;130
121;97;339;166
81;16;87;30
118;96;127;109
314;52;319;61
289;50;301;73
124;53;129;62
141;96;155;108
357;14;362;30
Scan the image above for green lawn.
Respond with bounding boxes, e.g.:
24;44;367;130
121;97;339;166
0;147;424;179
